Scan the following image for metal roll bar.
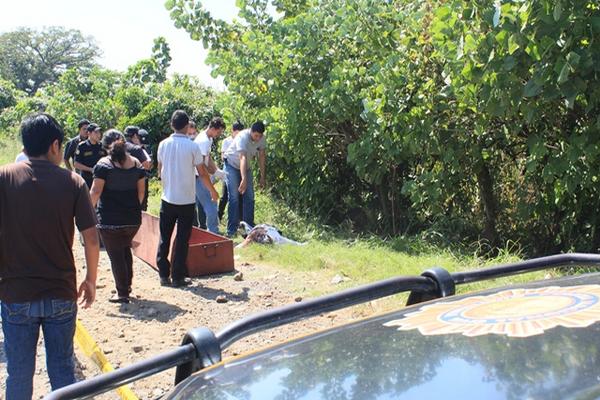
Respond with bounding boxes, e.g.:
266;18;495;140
44;253;600;399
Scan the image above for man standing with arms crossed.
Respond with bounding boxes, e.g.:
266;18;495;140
0;113;99;400
156;110;218;288
224;121;267;237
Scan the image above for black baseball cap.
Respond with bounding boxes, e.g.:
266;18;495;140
124;125;140;138
138;129;150;144
86;123;100;132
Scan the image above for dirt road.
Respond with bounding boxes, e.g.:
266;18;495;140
0;243;378;399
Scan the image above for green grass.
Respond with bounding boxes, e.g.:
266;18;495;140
221;190;555;300
0;136;22;165
148;177;563;307
147;177;162;216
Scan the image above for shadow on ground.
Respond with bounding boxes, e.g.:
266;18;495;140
105;299;187;323
186;284;250;302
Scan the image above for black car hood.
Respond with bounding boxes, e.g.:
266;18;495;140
167;274;600;400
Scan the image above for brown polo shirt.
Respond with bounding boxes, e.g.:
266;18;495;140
0;159;97;303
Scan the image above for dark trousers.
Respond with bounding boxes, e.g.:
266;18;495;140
156;200;194;281
99;226;140;298
218;180;243;222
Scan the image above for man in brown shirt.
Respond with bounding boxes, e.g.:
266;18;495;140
0;113;99;400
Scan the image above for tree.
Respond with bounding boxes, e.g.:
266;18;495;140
165;0;600;254
0;27;100;95
125;37;172;85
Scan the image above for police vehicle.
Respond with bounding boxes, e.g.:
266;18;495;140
46;253;600;399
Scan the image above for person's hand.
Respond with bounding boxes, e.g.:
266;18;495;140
210;188;219;203
213;169;228;181
78;279;96;309
239;179;247;194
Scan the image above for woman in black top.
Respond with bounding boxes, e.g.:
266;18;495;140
90;130;146;303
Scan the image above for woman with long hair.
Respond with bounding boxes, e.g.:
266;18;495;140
90;129;146;303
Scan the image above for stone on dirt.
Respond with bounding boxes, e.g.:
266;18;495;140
216;295;228;303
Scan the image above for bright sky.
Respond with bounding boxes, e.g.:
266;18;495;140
0;0;238;90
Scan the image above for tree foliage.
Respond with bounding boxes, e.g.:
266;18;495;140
125;37;173;84
1;37;218;155
167;0;600;254
0;27;100;95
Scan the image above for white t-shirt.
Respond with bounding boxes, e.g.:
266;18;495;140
194;129;213;166
15;152;28;162
223;129;267;170
157;133;203;205
221;136;234;157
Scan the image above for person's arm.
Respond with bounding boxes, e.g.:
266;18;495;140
258;148;266;189
74;161;93;173
239;152;248;194
206;156;218;175
89;178;105;208
63;141;73;170
139;148;152;170
196;163;219;202
157;161;162;179
79;226;99;308
137;177;145;204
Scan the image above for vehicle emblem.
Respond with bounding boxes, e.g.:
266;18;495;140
384;285;600;337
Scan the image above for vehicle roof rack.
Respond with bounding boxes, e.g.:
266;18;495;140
44;253;600;400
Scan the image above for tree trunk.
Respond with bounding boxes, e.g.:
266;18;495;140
475;157;499;249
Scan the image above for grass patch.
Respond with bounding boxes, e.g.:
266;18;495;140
0;136;22;165
147;177;162;216
146;182;563;308
230;190;556;301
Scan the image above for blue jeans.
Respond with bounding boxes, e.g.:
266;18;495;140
195;177;219;234
225;161;255;236
2;299;77;400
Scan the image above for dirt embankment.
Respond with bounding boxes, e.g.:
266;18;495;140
1;244;379;400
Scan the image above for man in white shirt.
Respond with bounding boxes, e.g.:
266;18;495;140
223;121;267;237
193;117;226;234
156;110;218;288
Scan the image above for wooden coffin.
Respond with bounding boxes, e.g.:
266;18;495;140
131;212;234;276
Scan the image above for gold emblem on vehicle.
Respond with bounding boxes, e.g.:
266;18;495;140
384;285;600;337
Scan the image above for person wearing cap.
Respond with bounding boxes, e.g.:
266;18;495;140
123;126;152;211
137;129;152;157
124;126;152;170
194;117;226;234
74;124;106;188
90;130;146;303
63;119;90;170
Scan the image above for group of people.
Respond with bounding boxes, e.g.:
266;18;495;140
155;110;267;287
0;110;267;399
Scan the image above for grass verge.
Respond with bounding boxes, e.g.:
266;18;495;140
0;136;21;165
